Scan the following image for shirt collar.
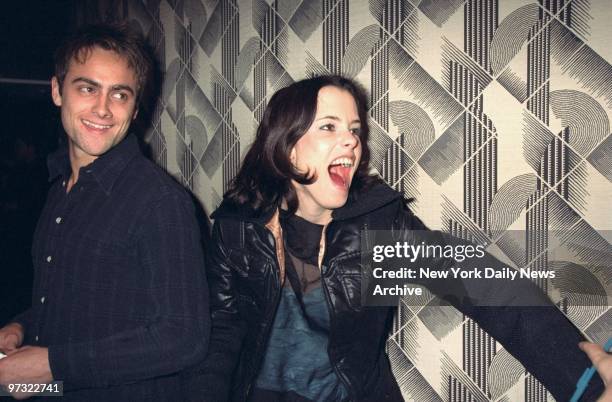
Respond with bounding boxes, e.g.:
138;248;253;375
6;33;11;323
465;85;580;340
47;145;71;183
47;134;141;195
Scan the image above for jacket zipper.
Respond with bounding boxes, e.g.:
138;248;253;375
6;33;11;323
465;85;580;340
363;221;370;251
319;222;357;401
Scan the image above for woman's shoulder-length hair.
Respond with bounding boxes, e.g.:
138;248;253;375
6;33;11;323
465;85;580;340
224;74;378;214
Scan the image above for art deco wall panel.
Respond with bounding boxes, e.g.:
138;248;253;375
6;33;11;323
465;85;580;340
89;0;611;400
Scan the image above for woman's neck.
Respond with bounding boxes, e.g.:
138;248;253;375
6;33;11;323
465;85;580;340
294;206;332;225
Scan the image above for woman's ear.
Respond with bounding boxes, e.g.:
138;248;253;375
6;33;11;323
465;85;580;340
290;147;297;165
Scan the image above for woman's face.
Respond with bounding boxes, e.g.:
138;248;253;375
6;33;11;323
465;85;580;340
290;85;363;224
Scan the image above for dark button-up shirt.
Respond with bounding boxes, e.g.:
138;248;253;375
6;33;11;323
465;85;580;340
13;135;209;401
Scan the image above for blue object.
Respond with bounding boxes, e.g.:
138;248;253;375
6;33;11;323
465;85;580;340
569;337;612;402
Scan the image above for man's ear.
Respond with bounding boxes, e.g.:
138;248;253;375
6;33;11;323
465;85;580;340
51;77;62;107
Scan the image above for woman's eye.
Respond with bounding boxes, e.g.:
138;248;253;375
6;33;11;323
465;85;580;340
320;124;335;131
350;128;361;135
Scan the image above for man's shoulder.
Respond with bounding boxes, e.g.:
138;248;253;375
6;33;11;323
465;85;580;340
117;154;191;204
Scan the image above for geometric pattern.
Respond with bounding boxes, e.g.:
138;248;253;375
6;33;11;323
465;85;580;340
81;1;611;401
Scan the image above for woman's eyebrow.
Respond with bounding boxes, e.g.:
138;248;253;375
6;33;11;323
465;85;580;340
315;115;361;125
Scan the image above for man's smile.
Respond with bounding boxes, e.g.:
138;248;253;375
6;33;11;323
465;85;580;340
81;119;113;130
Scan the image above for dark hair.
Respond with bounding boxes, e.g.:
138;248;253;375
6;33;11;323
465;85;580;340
54;22;153;103
225;75;378;214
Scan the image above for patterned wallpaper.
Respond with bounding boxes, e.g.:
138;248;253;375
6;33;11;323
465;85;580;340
84;0;611;400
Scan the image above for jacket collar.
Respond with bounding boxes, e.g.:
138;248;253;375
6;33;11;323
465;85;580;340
210;197;277;223
212;182;402;285
47;134;141;195
332;182;402;221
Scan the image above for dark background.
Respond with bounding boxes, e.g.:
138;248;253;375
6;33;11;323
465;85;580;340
0;1;77;325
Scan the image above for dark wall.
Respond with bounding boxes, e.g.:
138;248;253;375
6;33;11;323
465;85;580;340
0;1;77;325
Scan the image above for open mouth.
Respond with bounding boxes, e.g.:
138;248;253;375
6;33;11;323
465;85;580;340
328;157;354;189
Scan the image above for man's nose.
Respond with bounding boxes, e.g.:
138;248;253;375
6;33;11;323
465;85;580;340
93;94;112;118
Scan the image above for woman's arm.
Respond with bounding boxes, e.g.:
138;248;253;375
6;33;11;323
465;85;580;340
392;203;604;401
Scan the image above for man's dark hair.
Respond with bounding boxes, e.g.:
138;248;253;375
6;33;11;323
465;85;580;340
225;75;378;214
54;22;153;103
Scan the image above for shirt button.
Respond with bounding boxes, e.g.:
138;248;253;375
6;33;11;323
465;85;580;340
46;256;52;263
62;180;66;187
35;335;39;342
55;217;62;224
40;296;45;304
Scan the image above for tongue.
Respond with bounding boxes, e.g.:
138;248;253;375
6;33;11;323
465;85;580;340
329;165;351;188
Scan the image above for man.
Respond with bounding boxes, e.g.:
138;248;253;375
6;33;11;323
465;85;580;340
0;23;209;401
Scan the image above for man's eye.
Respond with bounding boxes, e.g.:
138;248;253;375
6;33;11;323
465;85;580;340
79;86;95;94
112;92;128;101
320;124;335;131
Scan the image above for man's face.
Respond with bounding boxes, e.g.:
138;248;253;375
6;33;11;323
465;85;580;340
51;46;138;167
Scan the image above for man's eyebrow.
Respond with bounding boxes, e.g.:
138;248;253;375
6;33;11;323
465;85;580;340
70;77;135;96
111;84;135;95
315;115;361;125
71;77;100;88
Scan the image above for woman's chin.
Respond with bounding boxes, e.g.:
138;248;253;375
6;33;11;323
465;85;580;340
321;194;350;211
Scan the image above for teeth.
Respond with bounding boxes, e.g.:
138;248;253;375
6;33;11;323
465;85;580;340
82;120;112;130
330;157;353;167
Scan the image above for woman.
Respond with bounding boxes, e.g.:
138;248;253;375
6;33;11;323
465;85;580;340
193;75;603;402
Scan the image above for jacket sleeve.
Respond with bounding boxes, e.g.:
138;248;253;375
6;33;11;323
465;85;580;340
394;203;604;402
181;219;248;401
47;191;210;391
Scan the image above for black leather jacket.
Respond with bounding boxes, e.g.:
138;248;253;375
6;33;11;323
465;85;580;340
190;183;601;402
